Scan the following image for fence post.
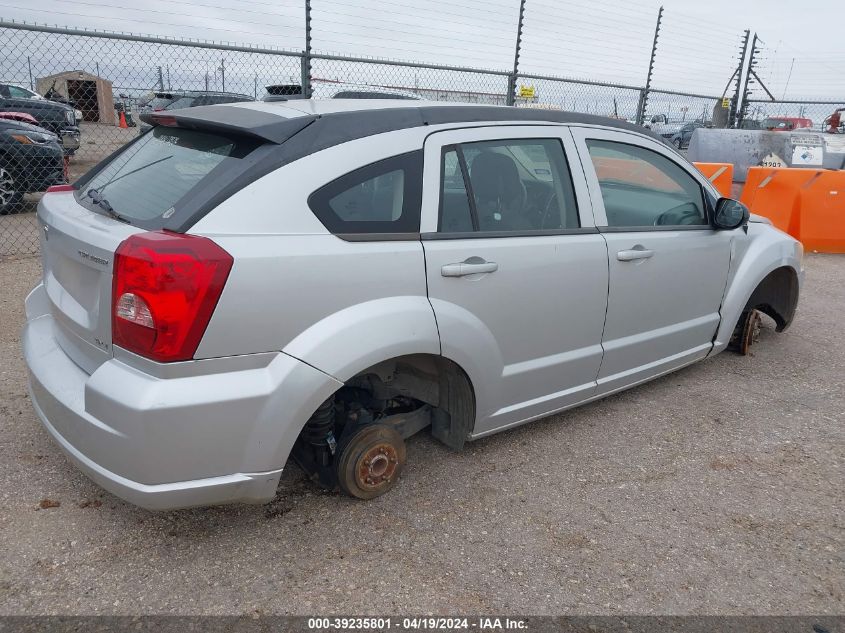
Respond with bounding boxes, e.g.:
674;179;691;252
637;5;662;125
737;33;758;128
507;0;526;106
301;0;313;98
729;29;750;127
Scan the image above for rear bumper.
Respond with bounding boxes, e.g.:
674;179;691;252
23;283;342;510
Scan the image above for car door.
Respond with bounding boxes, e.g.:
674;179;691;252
570;126;733;395
420;125;609;436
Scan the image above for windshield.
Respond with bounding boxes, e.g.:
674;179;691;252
147;96;177;110
79;126;247;226
166;96;198;110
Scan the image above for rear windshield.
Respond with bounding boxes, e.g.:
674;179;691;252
78;126;254;228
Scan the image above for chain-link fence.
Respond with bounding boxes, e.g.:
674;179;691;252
0;9;839;258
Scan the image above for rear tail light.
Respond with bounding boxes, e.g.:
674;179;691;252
46;184;74;193
112;231;233;362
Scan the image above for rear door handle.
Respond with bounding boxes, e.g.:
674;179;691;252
441;259;498;277
617;248;654;262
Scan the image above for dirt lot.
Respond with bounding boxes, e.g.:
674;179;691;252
0;254;842;615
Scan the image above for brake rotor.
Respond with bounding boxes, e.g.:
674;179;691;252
336;424;406;500
733;309;762;356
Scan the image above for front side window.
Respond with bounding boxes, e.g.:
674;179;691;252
586;139;707;228
439;138;579;233
308;151;423;235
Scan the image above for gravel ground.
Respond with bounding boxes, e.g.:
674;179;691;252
0;254;842;615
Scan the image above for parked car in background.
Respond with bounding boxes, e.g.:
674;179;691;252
761;116;813;131
137;90;254;132
0;83;80;155
670;120;707;149
643;113;685;138
3;82;84;123
0;118;65;213
0;83;44;101
23;100;802;510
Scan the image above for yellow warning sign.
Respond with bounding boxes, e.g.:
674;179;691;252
721;98;730;108
519;85;536;99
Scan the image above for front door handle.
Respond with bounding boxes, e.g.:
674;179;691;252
617;248;654;262
441;258;498;277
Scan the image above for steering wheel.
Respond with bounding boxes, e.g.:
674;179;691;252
653;202;704;226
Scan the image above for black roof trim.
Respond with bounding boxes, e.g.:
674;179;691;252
161;104;665;233
160;103;663;147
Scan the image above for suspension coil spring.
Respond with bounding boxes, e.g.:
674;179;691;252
301;396;335;446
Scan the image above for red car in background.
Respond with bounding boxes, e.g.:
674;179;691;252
761;116;813;131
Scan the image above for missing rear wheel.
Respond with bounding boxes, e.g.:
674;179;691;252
336;424;406;500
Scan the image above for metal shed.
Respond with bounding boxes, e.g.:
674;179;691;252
36;70;115;125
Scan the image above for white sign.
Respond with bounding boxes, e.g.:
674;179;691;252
791;145;823;166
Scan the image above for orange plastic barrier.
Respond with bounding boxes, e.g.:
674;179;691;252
739;167;845;253
692;162;734;198
797;171;845;253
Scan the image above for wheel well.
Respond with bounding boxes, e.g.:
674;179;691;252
744;266;800;332
344;354;476;450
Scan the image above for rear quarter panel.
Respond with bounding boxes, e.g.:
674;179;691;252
191;127;444;381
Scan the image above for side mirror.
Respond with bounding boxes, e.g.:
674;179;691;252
713;198;750;230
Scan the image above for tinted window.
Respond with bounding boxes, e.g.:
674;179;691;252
586;139;707;227
308;151;423;235
79;126;255;226
439;138;579;233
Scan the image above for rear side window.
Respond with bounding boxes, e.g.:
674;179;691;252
308;151;423;235
78;126;256;228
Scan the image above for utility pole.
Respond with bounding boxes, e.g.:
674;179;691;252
506;0;526;106
301;0;312;98
27;56;33;90
157;66;164;91
220;58;225;92
205;71;209;91
637;5;663;125
728;29;750;128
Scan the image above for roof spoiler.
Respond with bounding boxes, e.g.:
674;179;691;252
150;105;316;144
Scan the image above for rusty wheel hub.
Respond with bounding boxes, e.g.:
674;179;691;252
738;309;762;355
357;443;399;490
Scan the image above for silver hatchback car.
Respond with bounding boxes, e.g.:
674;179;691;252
23;100;803;509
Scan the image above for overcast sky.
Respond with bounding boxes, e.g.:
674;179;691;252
0;0;842;99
